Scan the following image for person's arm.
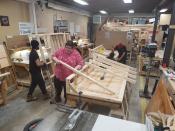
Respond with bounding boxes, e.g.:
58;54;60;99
75;51;84;70
33;52;45;67
117;47;127;61
52;49;62;64
35;59;45;67
117;52;126;61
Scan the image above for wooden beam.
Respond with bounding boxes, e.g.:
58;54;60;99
0;72;10;78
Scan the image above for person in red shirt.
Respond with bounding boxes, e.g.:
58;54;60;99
52;40;84;103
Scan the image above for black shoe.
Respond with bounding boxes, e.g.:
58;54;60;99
64;97;67;104
55;95;61;103
26;96;38;102
43;93;50;100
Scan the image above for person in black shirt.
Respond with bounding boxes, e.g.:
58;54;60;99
27;40;49;102
114;43;127;64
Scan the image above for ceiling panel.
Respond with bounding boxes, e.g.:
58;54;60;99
54;0;161;14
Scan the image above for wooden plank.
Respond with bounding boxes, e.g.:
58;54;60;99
146;78;175;115
0;72;10;78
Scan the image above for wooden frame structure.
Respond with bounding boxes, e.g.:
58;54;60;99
53;45;137;119
89;45;137;84
28;33;70;58
65;63;129;119
6;33;70;87
0;42;18;92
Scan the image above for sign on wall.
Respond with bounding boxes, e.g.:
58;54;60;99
19;22;33;35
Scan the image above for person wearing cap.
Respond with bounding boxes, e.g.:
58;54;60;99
27;40;49;102
114;43;127;64
52;40;84;103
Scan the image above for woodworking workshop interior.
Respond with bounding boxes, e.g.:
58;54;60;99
1;0;175;131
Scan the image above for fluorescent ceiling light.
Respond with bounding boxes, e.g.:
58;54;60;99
129;9;134;13
73;0;88;5
100;10;107;14
159;8;168;13
123;0;132;3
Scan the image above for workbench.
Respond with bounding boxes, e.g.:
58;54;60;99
32;110;146;131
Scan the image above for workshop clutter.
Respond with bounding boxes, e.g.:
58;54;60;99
146;112;175;131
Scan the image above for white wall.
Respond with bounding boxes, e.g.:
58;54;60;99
35;4;89;38
0;0;30;41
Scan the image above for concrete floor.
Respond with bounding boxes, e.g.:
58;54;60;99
0;75;157;131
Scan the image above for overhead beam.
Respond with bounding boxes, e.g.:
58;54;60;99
151;8;159;42
47;1;91;17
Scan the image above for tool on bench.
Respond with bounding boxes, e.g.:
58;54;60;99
100;71;106;80
64;109;84;131
56;91;85;131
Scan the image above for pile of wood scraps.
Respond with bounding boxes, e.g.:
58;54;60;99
147;112;175;131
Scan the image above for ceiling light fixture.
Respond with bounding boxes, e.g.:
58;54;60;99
129;9;134;13
73;0;88;5
123;0;132;3
100;10;107;14
159;8;168;13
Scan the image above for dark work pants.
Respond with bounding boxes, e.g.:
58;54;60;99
28;72;47;96
54;76;66;100
119;59;126;64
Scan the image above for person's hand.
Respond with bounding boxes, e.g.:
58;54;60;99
53;57;60;64
40;61;44;65
75;65;81;70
